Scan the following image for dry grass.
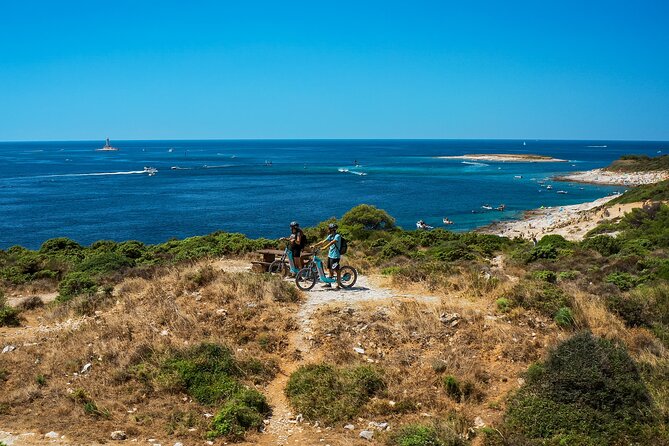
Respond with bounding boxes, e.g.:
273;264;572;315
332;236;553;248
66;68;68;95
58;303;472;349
0;262;301;444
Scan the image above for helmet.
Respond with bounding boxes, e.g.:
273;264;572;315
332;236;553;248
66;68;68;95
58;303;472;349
290;221;299;228
328;223;338;230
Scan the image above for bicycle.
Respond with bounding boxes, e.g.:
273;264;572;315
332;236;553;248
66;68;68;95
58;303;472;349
268;240;302;277
294;248;357;291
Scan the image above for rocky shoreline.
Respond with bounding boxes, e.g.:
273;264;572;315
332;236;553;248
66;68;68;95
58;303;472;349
437;154;567;162
554;168;669;186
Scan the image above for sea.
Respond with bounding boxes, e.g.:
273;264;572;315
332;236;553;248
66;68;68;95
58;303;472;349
1;139;667;250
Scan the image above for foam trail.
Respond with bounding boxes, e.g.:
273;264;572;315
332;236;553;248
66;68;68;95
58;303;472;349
44;170;149;178
461;161;489;167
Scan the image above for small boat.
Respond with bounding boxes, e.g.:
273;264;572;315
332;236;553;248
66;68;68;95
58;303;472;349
514;175;523;179
523;141;527;146
482;204;493;210
443;217;454;225
350;171;367;176
496;204;506;211
338;168;349;173
96;137;119;151
168;148;174;153
416;220;434;230
557;190;568;194
546;185;553;190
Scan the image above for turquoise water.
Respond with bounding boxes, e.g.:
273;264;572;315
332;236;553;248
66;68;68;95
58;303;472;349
1;139;666;249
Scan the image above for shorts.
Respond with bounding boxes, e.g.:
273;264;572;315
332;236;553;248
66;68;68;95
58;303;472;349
327;257;340;270
291;246;302;258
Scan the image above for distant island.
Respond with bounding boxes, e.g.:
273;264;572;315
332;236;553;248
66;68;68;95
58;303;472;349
438;153;567;162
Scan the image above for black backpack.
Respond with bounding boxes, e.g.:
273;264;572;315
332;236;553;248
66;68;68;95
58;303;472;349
337;234;348;255
298;231;308;249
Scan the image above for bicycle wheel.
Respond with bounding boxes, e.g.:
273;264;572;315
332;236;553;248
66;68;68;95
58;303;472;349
338;266;357;288
268;260;287;277
295;267;317;291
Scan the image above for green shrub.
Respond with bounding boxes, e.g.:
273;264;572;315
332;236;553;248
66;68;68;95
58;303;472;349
389;423;467;446
208;388;270;441
77;252;134;275
557;270;579;281
381;266;402;276
39;237;84;260
57;271;97;301
495;298;510;313
526;244;559;262
341;204;396;230
430;241;475;262
505;280;571;318
538;234;572;249
605;272;642;291
285;363;385;425
581;235;621;256
442;375;475;402
0;291;21;327
554;307;575;328
531;270;557;283
502;332;658;445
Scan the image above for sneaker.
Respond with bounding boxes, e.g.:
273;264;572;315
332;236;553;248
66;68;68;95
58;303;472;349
321;283;332;288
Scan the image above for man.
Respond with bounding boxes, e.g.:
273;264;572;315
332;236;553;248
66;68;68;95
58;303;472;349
313;223;341;288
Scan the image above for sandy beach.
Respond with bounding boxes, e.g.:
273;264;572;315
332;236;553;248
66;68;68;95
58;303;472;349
438;154;567;162
477;195;642;241
555;168;669;186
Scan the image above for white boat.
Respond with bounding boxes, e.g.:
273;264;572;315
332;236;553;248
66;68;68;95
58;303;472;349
557;190;568;194
514;175;523;179
546;185;553;190
143;167;158;176
338;168;349;173
350;171;367;176
481;204;493;210
443;218;454;225
95;137;119;151
416;220;434;230
496;204;506;211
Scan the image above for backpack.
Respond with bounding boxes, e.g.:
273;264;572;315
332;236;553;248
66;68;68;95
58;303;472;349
337;234;348;255
298;231;308;249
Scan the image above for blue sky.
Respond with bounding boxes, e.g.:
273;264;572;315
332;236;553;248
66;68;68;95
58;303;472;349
1;1;668;141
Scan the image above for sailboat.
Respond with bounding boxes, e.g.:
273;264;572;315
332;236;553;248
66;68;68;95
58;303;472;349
96;137;119;151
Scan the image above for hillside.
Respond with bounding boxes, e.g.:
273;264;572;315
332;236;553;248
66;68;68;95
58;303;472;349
605;154;669;172
2;201;669;445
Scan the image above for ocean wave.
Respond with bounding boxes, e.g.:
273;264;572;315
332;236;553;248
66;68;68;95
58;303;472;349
586;145;607;148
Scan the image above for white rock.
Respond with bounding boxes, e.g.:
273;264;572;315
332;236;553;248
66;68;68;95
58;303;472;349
110;431;127;440
2;345;16;354
353;347;365;354
343;424;355;430
295;414;303;423
80;363;92;374
160;329;169;336
173;443;183;446
369;421;389;430
474;416;486;428
359;430;374;440
44;431;59;439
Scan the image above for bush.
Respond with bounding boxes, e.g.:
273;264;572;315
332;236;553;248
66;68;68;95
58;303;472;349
538;234;572;249
557;270;579;281
554;307;574;328
285;363;385;425
57;271;97;301
605;272;642;291
505;280;571;318
389;423;467;446
581;235;621;256
526;244;559;262
77;252;134;276
0;304;21;327
430;241;475;262
341;204;396;230
495;298;510;313
442;375;475;402
501;332;658;445
208;388;270;441
531;270;557;283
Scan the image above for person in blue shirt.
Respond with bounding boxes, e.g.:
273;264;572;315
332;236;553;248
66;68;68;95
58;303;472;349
313;223;342;288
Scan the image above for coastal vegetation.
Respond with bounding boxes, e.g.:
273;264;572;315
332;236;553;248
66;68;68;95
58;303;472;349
605;154;669;172
2;168;669;444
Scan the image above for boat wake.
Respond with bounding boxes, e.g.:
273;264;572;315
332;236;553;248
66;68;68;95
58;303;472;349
461;161;489;167
45;170;151;178
586;145;608;148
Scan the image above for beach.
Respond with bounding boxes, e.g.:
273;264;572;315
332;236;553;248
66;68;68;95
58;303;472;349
477;195;641;241
438;154;567;162
555;168;669;186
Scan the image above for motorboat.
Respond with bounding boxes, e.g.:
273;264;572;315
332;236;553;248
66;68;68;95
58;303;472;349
338;168;349;173
496;204;506;211
546;185;553;190
514;175;523;179
557;190;568;194
442;217;454;225
143;167;158;176
416;220;434;230
481;204;493;210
